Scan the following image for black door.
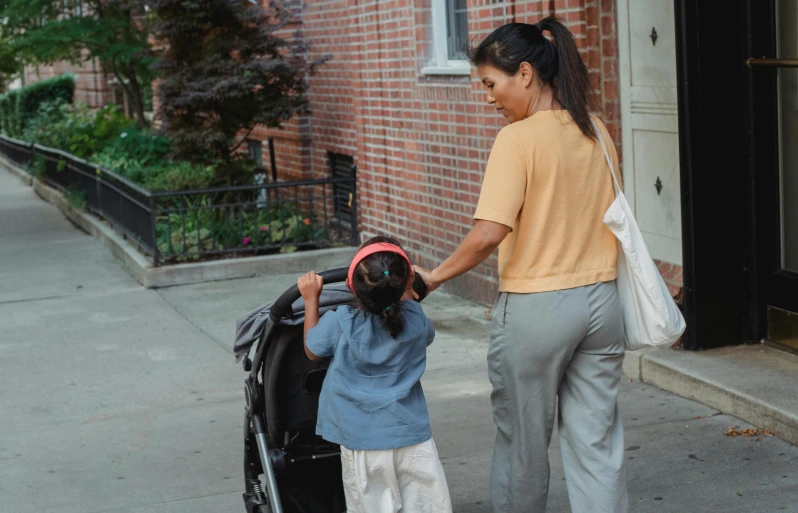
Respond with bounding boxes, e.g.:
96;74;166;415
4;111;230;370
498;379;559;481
747;0;798;350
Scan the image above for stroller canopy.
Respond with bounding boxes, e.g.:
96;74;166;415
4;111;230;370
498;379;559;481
234;284;355;362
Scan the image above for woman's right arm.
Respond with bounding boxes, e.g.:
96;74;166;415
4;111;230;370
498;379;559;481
416;220;510;292
416;130;525;293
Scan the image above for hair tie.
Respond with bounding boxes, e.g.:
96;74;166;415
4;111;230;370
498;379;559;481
385;306;391;311
384;270;390;275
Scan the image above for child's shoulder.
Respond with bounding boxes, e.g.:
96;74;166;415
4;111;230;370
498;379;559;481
326;304;354;321
401;300;427;317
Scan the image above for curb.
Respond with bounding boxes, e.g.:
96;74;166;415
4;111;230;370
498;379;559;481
0;153;33;186
624;347;798;446
0;158;356;289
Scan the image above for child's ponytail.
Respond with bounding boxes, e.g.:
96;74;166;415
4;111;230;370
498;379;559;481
351;236;412;338
379;300;405;338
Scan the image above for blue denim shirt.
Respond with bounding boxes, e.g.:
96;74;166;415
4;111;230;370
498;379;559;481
306;300;436;450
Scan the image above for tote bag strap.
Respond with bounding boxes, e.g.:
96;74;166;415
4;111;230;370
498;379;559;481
590;118;622;198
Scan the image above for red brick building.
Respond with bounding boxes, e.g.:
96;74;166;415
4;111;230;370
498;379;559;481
22;56;116;109
252;0;629;305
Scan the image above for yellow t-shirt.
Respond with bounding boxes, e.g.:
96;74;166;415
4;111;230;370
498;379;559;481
474;111;618;293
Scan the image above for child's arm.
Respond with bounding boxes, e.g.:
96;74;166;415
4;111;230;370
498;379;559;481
297;271;324;361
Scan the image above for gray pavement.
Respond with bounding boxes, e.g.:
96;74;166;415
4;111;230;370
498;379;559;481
2;167;797;513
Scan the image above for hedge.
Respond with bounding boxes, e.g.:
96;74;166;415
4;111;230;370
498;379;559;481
0;74;75;138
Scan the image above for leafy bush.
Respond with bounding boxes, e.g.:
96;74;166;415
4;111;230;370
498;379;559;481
65;188;87;211
156;202;325;261
0;74;75;137
27;153;47;177
0;89;19;135
91;129;216;192
21;101;134;158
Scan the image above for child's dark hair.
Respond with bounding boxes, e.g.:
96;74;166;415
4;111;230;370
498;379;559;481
467;17;595;139
351;236;411;338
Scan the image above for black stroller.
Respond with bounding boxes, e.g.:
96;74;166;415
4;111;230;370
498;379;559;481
233;267;426;513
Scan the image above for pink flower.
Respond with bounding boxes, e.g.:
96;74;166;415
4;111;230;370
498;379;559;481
303;218;311;226
242;237;251;245
259;225;268;232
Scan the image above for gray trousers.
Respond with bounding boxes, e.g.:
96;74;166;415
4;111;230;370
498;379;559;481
488;281;628;513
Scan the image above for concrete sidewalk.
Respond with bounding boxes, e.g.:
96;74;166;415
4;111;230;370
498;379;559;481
2;166;797;513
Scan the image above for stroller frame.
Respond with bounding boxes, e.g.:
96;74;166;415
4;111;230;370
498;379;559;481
239;267;427;513
240;268;350;513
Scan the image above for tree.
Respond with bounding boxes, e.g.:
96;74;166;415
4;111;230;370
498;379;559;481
150;0;324;177
0;0;155;127
0;15;23;93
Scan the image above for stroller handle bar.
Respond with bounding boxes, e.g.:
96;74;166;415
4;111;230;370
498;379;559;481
269;268;349;322
269;267;428;322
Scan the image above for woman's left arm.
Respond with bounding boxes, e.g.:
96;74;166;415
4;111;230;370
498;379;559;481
417;220;510;292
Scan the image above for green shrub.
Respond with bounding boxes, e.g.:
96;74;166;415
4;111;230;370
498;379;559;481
155;201;325;261
27;153;47;177
91;129;216;192
21;101;134;158
17;74;75;133
66;188;87;210
0;89;18;135
0;74;75;137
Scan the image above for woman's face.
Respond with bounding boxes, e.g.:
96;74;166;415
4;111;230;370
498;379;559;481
477;63;538;124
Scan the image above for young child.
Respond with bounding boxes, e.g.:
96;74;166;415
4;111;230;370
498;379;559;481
297;236;453;513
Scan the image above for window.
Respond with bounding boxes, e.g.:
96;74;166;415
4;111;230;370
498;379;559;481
328;152;356;225
423;0;470;76
247;140;263;169
446;0;468;60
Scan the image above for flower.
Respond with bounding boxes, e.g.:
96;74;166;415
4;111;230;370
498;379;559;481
303;218;311;226
242;237;251;245
120;132;128;138
259;225;269;232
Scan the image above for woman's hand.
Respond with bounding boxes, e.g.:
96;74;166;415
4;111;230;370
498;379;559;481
414;266;440;294
413;221;510;295
297;271;324;304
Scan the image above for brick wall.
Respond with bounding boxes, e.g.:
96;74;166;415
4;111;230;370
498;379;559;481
23;53;114;109
259;0;622;305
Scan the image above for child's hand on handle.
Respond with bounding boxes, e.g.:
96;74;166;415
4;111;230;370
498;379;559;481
298;271;323;361
297;271;324;304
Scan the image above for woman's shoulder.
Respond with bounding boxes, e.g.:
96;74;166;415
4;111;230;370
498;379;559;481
497;112;564;145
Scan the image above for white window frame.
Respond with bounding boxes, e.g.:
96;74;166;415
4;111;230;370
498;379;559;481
422;0;471;76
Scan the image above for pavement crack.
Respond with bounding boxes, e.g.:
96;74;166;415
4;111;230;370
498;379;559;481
154;290;232;355
0;294;72;305
84;489;239;513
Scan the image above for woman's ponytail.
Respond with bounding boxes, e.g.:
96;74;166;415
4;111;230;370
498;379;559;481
535;17;594;139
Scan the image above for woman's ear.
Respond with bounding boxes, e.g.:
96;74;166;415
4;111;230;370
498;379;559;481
518;62;535;88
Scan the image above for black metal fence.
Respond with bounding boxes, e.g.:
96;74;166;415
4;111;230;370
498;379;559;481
0;135;357;264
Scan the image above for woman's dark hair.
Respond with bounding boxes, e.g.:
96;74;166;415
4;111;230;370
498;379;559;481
468;17;595;139
351;235;411;338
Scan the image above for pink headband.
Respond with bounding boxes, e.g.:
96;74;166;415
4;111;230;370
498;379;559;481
347;243;414;292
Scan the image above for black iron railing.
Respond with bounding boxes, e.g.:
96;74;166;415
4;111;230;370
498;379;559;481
0;135;358;264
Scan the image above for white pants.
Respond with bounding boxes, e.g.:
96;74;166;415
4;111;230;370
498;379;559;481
340;438;453;513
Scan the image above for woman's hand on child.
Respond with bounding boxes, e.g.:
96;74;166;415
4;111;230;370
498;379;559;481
298;271;324;304
414;266;440;294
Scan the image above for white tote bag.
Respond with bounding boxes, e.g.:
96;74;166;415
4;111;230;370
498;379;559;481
592;120;686;351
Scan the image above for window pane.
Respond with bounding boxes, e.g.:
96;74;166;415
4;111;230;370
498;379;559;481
248;140;263;168
446;0;469;60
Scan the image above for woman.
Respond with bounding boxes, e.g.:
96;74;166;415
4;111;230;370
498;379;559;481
415;17;628;513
